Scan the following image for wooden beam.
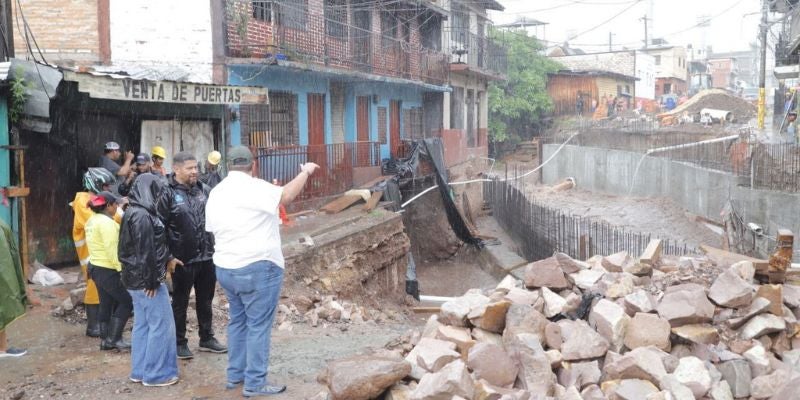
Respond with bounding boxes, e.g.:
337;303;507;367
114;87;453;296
319;194;363;214
362;191;383;212
699;244;769;273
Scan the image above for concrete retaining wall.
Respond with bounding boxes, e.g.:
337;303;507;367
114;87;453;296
542;144;800;242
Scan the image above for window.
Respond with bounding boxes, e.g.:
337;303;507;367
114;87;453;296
654;55;661;65
419;14;441;50
252;0;272;22
276;0;308;30
403;107;423;139
377;107;388;144
451;4;469;48
240;91;299;147
325;0;348;39
381;10;398;46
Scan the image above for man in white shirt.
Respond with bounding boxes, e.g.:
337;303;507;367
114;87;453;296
205;146;318;397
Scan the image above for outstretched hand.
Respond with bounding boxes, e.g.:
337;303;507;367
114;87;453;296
300;162;320;176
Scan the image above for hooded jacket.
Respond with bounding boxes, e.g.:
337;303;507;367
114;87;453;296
119;174;170;291
156;173;214;264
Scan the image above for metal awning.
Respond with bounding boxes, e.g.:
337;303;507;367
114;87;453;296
775;64;800;80
5;59;62;132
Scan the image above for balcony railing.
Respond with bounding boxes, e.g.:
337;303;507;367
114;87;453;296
446;28;508;78
253;142;381;201
225;0;449;86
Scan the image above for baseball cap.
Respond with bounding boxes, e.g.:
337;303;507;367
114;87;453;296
135;153;151;165
88;191;120;208
227;146;253;166
207;150;222;166
104;141;120;151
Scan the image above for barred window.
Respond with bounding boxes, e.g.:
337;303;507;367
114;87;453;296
377;107;388;144
276;0;308;30
240;91;299;147
325;0;348;39
381;10;397;47
252;0;272;22
403;107;423;139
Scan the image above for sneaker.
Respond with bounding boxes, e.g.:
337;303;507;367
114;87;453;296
176;344;194;360
143;376;179;387
243;384;287;397
0;347;27;358
199;338;227;353
129;377;142;383
225;380;243;390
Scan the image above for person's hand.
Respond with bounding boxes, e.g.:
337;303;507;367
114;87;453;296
124;151;135;162
167;258;184;274
300;162;320;176
144;288;157;298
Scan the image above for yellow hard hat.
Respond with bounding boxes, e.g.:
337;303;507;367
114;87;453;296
207;150;222;166
151;146;167;159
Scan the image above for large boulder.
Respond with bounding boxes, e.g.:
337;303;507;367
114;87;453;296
319;355;411;400
588;299;631;353
717;359;751;398
466;342;518;388
623;289;657;315
740;314;786;340
558;319;609;361
624;313;671;351
708;269;754;308
404;338;458;380
542;287;568;318
603;346;668;384
557;360;601;390
602;251;630;272
555;252;588;274
469;300;511;333
673;356;711;398
505;332;556;396
411;359;474;400
656;285;715;327
524;257;570;290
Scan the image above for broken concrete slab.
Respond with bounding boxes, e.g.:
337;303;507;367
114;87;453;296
624;313;671;351
319;355;411;400
588;298;630;352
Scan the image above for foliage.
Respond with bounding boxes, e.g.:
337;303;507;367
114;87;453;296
9;67;28;125
488;28;561;143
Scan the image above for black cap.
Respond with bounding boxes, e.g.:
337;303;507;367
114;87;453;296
135;153;151;165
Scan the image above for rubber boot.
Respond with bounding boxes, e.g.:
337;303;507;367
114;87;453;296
99;321;108;340
85;304;101;338
100;317;131;351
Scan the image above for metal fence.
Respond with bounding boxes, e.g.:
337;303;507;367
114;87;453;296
484;178;693;262
253;141;380;201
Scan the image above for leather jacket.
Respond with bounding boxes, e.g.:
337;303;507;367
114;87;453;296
120;174;170;291
156;173;214;264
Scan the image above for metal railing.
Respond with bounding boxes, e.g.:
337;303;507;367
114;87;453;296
225;0;449;85
253;142;381;201
446;28;507;77
485;177;693;262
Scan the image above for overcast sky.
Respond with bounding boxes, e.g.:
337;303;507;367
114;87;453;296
489;0;762;54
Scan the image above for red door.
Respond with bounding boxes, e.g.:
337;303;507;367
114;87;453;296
307;93;327;173
390;100;401;158
356;96;371;166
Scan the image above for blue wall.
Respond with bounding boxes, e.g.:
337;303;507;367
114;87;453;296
228;65;430;159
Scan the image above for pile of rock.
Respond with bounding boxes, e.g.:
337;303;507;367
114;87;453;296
318;245;800;400
277;295;398;331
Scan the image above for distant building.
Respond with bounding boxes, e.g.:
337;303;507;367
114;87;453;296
687;45;712;95
708;58;739;91
550;50;655;102
640;45;688;97
547;70;637;115
711;49;758;88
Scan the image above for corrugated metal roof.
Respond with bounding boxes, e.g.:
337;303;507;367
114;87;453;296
90;64;193;82
0;61;10;82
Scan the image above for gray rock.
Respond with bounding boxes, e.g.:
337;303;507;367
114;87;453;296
717;359;751;398
557;360;601;390
656;287;715;327
673;356;711;398
615;379;659;400
708;269;754;308
726;297;771;330
750;368;790;399
659;374;696;400
558;319;609;361
524;257;570;290
588;299;630;353
318;356;411;400
411;359;474;400
466;342;518;388
624;313;671;351
623;289;658;315
505;333;556;396
740;314;786;340
708;380;734;400
603;346;668;384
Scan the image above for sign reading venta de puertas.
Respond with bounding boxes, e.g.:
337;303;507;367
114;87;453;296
63;71;268;105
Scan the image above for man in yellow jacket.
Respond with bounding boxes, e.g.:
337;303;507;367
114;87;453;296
72;168;119;337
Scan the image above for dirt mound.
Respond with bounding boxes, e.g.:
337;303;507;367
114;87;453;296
663;89;756;122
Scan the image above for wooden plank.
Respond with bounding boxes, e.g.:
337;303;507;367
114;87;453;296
699;244;769;273
4;186;30;197
362;191;383;212
639;239;662;266
319;194;363;214
412;307;441;313
359;176;388;189
287;209;315;218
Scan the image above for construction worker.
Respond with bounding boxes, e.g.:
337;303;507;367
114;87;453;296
200;151;223;189
71;168;119;338
151;146;167;176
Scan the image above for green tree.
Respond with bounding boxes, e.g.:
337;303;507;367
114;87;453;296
489;29;561;144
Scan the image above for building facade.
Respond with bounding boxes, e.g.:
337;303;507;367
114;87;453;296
641;46;688;97
550;50;654;104
708;57;738;91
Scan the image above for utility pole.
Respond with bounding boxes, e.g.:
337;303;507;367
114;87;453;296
0;0;14;60
640;15;649;48
758;0;769;129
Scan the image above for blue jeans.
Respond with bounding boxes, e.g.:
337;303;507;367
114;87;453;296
215;261;284;390
128;284;178;384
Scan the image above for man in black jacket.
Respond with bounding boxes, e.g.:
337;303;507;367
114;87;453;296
157;151;226;359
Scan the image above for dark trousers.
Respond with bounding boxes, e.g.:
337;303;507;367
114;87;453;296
89;264;133;322
172;259;216;345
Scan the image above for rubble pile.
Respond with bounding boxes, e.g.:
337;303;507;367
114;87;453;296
664;89;757;121
276;294;400;331
318;245;800;400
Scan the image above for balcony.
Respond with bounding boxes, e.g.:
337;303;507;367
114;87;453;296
446;29;507;80
225;1;449;86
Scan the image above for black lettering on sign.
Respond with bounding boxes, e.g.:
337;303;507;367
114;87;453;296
122;79;132;98
132;82;140;98
234;89;241;103
215;88;222;103
140;82;148;99
172;84;180;101
180;85;188;101
158;85;165;100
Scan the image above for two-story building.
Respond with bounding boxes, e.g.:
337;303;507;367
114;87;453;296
641;45;688;98
708;57;739;91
